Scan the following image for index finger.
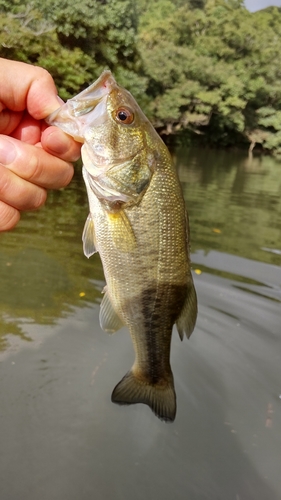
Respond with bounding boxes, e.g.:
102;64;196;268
0;58;62;120
0;135;74;189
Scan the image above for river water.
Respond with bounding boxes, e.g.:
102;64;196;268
0;147;280;500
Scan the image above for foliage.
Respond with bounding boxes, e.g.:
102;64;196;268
1;0;281;153
137;0;281;152
0;0;146;100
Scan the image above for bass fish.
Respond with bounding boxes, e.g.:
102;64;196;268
47;71;197;422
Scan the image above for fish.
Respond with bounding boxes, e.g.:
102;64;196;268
47;71;197;422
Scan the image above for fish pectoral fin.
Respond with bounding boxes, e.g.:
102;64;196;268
111;370;176;422
82;213;98;258
176;279;198;340
106;210;136;252
99;290;124;333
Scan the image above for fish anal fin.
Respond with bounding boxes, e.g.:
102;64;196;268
99;290;124;333
111;370;176;422
176;280;198;340
82;213;97;258
107;210;136;252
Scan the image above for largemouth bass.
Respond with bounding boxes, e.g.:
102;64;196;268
47;71;197;422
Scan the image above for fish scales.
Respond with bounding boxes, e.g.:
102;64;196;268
47;71;197;422
93;147;188;371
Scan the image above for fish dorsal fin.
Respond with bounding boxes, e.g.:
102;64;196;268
82;213;98;258
99;289;124;333
107;210;136;252
176;279;198;340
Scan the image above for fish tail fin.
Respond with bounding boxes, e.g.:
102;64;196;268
111;370;176;422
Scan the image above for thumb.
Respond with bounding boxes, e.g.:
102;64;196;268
0;58;63;120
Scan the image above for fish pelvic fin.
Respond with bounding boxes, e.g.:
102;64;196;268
176;279;198;340
111;370;176;422
82;213;98;258
99;289;124;333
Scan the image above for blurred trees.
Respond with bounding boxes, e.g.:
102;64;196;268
1;0;281;155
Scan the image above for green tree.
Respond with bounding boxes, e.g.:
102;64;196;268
0;0;146;101
137;0;281;153
1;0;281;154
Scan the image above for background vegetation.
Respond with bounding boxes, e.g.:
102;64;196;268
1;0;281;154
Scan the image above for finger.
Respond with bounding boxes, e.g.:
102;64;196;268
0;109;24;135
0;163;47;211
41;126;82;162
0;58;61;119
0;200;20;231
10;112;42;144
0;136;74;189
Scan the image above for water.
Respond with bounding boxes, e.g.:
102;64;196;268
0;148;280;500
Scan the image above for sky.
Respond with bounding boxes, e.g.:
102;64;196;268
244;0;281;11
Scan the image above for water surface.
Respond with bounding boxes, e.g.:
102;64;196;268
0;148;280;500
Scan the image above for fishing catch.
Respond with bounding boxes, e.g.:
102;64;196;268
47;71;197;422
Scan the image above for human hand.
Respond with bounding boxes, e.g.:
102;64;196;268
0;58;81;231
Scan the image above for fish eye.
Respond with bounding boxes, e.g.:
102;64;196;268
114;107;134;125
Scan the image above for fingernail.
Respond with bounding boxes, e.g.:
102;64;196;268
0;138;17;165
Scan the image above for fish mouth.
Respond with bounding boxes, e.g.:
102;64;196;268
46;71;116;141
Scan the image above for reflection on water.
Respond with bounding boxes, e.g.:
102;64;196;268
0;172;104;352
176;148;281;266
0;147;280;352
